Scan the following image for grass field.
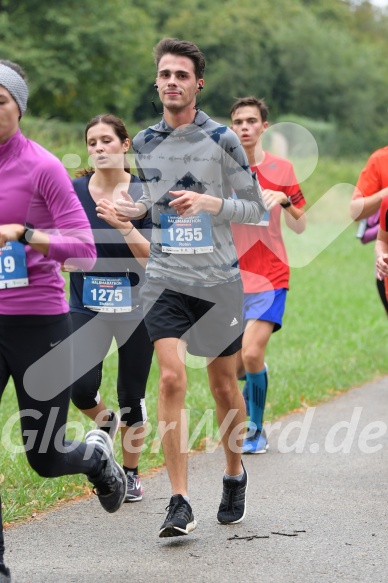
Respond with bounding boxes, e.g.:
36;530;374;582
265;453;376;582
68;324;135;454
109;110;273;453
1;134;387;525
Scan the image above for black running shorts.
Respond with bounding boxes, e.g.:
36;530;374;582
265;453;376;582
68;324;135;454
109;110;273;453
140;279;243;357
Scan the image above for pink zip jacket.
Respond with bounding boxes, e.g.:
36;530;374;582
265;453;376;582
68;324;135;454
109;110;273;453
0;129;96;315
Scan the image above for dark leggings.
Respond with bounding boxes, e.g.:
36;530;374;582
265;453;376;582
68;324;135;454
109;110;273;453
376;278;388;315
0;314;102;562
70;313;153;425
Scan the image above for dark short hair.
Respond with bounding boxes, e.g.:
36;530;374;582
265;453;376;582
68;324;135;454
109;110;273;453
230;96;269;123
0;59;28;84
153;38;206;79
76;113;131;177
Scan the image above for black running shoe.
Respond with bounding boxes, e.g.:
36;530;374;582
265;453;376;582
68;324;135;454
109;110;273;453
0;563;11;583
85;429;127;513
217;463;248;524
159;494;197;538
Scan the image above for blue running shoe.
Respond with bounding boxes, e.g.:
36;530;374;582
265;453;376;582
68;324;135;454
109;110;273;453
242;428;268;454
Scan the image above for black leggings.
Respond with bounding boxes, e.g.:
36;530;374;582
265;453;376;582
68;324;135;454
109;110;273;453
70;313;154;425
0;314;102;562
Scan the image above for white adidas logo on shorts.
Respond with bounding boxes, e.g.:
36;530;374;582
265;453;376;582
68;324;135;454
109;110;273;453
230;317;239;327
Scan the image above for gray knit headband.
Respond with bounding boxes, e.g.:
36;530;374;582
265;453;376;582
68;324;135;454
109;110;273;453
0;64;29;116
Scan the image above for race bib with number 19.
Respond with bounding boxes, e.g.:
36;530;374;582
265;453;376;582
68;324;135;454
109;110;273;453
0;242;29;289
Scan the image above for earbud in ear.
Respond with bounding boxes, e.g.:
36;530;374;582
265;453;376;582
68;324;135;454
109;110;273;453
154;84;158;89
198;85;203;91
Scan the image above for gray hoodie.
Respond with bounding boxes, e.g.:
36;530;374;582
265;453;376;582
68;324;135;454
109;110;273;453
132;109;265;287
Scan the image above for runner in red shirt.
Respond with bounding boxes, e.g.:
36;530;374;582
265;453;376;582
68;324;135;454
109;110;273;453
350;146;388;314
375;194;388;302
230;96;306;453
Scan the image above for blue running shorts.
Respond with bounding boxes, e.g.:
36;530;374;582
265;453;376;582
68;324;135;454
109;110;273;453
243;288;287;332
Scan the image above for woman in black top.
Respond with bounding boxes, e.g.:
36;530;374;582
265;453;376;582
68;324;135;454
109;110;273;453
65;114;153;502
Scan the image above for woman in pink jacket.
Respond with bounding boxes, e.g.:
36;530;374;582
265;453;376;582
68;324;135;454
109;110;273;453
0;60;127;582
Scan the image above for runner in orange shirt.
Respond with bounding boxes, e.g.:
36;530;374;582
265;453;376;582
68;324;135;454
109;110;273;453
375;194;388;302
350;146;388;313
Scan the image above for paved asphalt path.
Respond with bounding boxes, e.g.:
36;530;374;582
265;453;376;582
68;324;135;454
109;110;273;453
4;378;388;583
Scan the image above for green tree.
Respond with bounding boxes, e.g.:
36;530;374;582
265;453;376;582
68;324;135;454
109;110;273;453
0;1;156;122
1;0;388;152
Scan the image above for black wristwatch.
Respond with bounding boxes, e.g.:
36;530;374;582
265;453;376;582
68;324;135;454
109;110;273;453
18;223;35;245
280;196;292;209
